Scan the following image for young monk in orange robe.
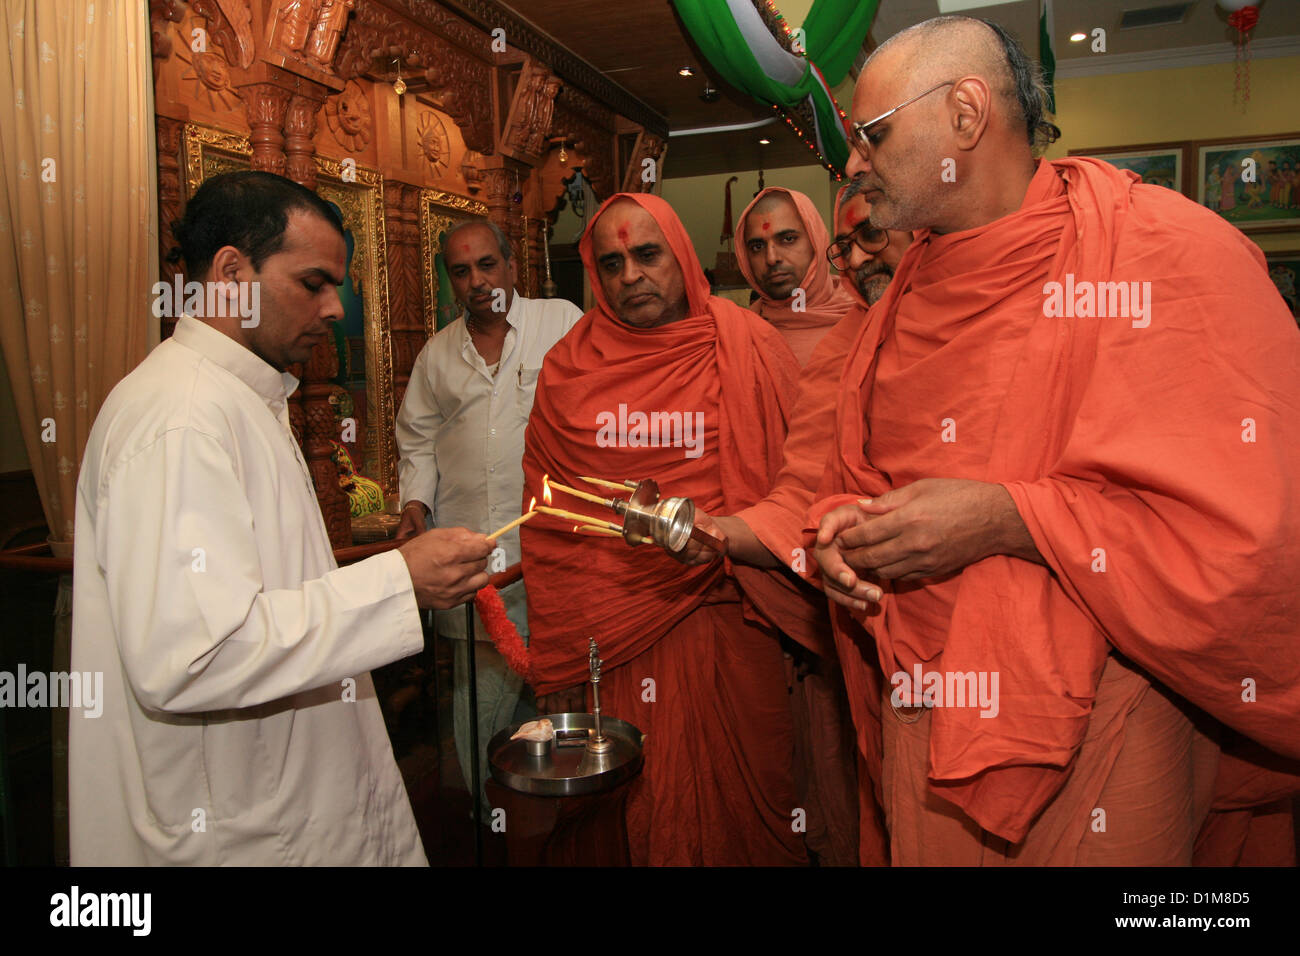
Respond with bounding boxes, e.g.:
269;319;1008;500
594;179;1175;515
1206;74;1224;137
519;192;808;865
736;187;858;366
687;182;916;865
812;15;1300;865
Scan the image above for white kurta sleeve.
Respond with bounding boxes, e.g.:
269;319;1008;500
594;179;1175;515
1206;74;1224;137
395;343;443;512
94;426;424;713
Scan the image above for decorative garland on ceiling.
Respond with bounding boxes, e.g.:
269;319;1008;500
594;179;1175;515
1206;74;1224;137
673;0;879;176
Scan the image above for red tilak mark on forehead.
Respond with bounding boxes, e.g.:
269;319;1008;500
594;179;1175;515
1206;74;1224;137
459;243;469;252
616;223;630;244
761;220;771;231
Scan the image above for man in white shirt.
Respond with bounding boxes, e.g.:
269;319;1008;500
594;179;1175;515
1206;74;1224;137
71;171;493;865
395;219;581;811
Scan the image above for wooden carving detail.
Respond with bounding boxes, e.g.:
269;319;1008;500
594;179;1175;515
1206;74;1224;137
479;166;526;280
303;373;352;549
240;83;292;175
416;110;451;178
325;79;372;152
284;93;325;188
384;181;424;473
191;0;256;70
155;115;186;341
149;0;185;81
305;0;356;69
402;0;667;137
461;149;485;194
375;0;494;58
622;132;666;194
504;61;561;160
333;0;493;154
552;84;616;200
523;216;545;299
267;0;357;72
384;182;424;340
300;328;350;548
269;0;317;56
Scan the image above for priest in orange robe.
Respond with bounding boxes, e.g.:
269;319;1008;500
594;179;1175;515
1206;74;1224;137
736;187;858;366
519;192;809;865
688;182;915;865
812;15;1300;865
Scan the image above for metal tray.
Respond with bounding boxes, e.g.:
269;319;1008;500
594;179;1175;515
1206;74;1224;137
487;712;644;797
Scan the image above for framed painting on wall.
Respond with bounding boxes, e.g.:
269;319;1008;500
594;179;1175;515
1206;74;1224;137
1069;142;1191;196
1265;250;1300;323
1194;134;1300;233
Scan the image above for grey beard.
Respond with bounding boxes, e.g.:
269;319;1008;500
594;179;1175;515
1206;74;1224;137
855;265;894;305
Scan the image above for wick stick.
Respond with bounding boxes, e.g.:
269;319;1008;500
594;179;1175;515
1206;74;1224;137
546;479;616;509
487;510;536;541
578;475;636;492
536;505;622;533
572;523;622;537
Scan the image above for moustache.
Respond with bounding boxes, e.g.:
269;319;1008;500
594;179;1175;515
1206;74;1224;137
855;260;892;283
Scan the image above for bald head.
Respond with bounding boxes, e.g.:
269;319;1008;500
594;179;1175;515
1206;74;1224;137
870;16;1058;151
845;15;1057;235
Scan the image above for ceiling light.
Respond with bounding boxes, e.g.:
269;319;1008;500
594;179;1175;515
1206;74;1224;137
758;138;771;145
678;66;695;77
1069;32;1087;42
699;85;720;103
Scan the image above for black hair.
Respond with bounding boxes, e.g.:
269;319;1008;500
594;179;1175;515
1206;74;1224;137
167;170;344;279
978;17;1061;151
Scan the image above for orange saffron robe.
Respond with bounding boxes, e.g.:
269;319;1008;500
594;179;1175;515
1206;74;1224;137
811;158;1300;853
521;193;807;865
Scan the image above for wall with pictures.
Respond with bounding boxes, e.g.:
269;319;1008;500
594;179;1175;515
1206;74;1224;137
1047;55;1300;253
662;165;841;281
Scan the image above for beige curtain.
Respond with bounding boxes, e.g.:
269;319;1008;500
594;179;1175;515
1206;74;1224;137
0;0;159;543
0;0;159;866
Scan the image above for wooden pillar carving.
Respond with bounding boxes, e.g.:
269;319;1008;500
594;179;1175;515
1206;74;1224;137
384;181;424;419
302;341;351;549
155;114;185;341
482;164;529;290
284;93;325;189
240;83;292;176
524;216;545;299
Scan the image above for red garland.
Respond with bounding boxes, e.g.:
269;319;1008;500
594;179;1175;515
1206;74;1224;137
474;584;535;683
1228;6;1258;33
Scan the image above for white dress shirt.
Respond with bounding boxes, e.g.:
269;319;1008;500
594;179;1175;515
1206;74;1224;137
70;317;427;865
396;293;582;640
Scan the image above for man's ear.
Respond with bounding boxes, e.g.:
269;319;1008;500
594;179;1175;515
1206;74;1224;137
206;245;248;316
950;76;991;152
209;245;244;283
508;254;519;290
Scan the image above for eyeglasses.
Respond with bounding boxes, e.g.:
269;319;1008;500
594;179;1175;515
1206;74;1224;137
850;80;956;159
828;219;889;267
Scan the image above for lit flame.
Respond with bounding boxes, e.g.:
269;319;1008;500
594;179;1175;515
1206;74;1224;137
528;495;537;512
542;474;553;506
572;525;581;533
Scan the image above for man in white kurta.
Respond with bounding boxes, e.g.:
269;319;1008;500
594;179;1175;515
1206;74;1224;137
71;317;430;865
396;220;581;808
70;170;491;865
